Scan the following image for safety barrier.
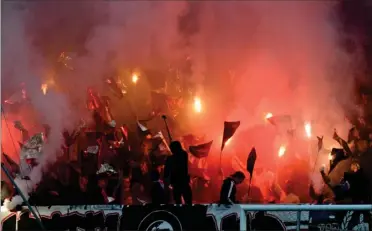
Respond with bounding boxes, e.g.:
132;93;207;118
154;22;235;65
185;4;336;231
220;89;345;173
1;204;371;230
239;204;372;231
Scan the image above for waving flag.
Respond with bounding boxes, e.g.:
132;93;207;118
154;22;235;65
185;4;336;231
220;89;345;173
152;131;171;154
137;121;151;137
221;121;240;151
247;147;257;179
119;125;129;141
189;140;213;158
2;153;20;176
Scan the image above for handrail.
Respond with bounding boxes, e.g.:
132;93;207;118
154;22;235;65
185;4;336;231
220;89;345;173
239;204;372;231
240;204;372;211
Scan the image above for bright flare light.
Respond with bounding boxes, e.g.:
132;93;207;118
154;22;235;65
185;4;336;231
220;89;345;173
304;122;312;138
278;145;286;157
132;73;139;84
193;97;202;113
265;112;273;120
328;153;333;160
41;84;48;95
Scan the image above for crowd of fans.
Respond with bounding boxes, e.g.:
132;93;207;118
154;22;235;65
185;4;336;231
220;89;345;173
1;115;371;209
1;87;372;208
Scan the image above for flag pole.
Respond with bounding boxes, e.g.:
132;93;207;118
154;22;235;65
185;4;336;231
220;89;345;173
161;115;172;143
1;163;46;231
247;176;253;202
219;150;222;169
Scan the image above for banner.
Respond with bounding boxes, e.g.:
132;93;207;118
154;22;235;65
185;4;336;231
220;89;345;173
1;204;371;230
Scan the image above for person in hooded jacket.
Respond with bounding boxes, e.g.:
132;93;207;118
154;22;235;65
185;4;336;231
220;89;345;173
345;162;370;203
164;141;192;204
219;171;245;205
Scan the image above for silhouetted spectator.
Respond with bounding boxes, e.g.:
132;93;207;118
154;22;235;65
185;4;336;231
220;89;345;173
219;171;245;205
345;161;370;203
150;170;166;204
165;141;192;204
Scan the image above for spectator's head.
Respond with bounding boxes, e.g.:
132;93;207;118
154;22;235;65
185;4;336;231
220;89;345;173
151;170;161;182
170;141;183;154
285;180;295;194
231;171;246;184
97;175;108;189
350;161;361;173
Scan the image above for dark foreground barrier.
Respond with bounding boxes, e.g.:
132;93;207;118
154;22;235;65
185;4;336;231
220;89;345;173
1;204;371;230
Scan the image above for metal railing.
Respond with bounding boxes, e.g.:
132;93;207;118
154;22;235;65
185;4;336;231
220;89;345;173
239;204;372;231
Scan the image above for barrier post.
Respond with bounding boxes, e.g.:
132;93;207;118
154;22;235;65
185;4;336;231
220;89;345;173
239;207;247;231
240;204;372;231
296;210;301;231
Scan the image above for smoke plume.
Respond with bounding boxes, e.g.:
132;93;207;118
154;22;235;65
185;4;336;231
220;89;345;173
2;0;370;204
2;2;75;209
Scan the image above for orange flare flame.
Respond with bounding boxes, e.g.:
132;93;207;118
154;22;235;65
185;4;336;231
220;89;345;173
305;122;312;138
278;145;286;157
41;84;48;95
132;73;139;84
193;97;202;113
265;112;273;120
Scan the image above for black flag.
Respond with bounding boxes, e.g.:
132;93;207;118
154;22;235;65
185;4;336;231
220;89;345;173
246;147;257;179
221;121;240;151
137;121;151;137
317;136;323;152
189;141;213;158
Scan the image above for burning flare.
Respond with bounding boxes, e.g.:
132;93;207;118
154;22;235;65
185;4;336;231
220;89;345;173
328;153;333;160
304;122;312;138
41;84;48;95
278;145;286;157
132;73;139;84
193;97;202;113
265;112;273;120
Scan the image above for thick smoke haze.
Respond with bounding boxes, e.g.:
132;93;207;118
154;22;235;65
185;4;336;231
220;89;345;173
189;2;357;135
1;1;369;203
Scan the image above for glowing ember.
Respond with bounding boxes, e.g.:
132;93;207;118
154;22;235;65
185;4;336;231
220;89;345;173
278;145;286;157
304;122;312;138
265;112;273;120
193;97;202;113
132;73;139;84
41;84;48;95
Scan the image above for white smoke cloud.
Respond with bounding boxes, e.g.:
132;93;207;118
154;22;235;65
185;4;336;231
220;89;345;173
2;2;75;209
